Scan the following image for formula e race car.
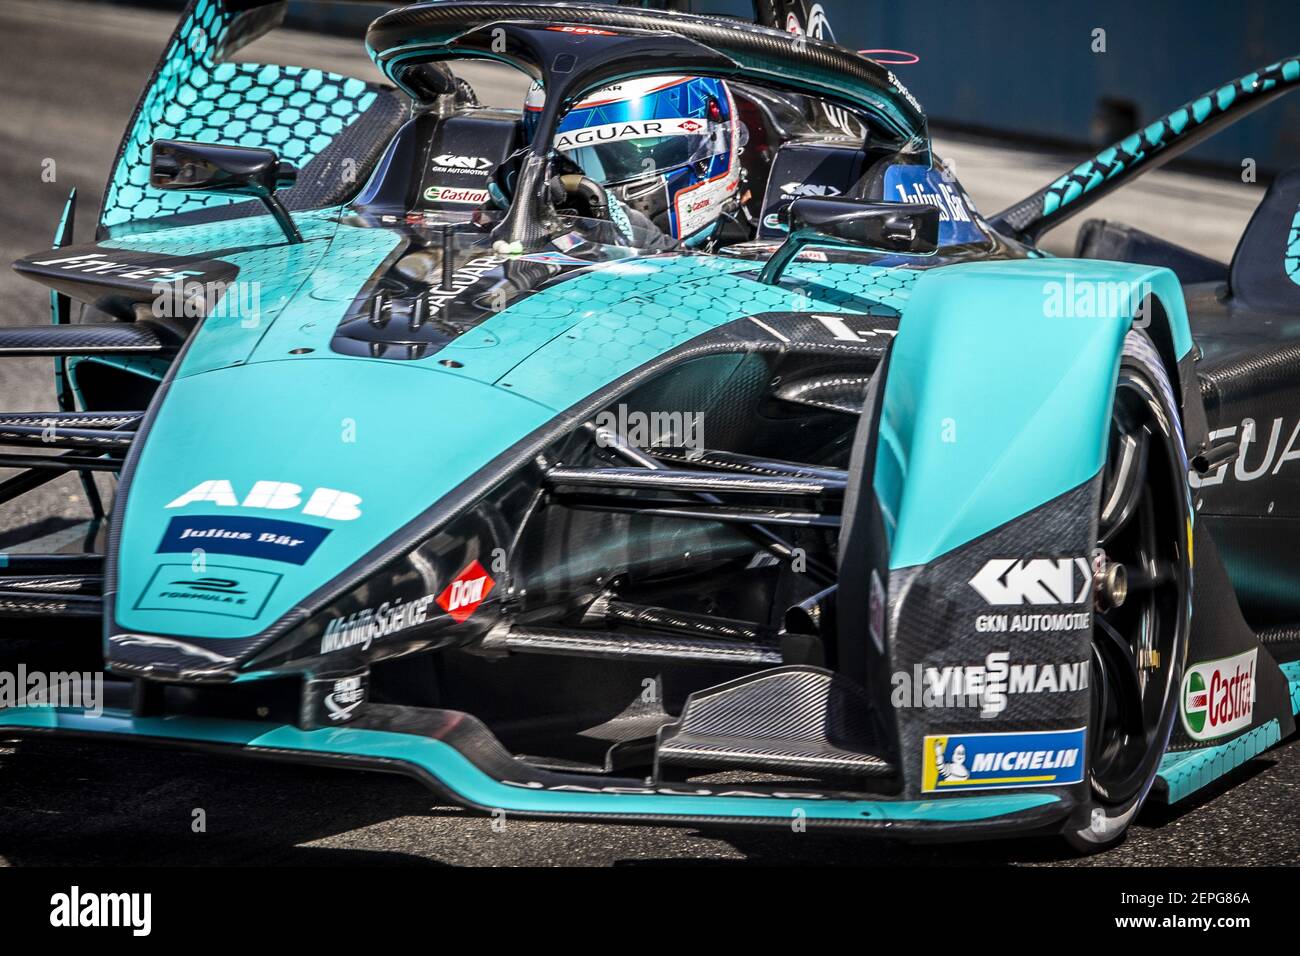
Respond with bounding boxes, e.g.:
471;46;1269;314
1;0;1298;852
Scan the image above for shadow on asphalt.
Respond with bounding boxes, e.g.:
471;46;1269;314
0;734;1251;866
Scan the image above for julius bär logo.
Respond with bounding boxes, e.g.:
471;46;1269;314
436;560;495;623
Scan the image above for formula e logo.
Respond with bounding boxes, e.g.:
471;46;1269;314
171;577;245;596
436;560;495;623
165;480;362;521
135;563;282;619
968;557;1091;606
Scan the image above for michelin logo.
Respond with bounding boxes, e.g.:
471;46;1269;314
922;728;1086;792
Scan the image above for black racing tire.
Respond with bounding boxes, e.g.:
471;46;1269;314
455;76;480;107
1063;330;1192;853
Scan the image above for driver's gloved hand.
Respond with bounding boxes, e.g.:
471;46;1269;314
615;199;680;252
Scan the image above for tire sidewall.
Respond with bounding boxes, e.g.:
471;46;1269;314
1065;330;1192;852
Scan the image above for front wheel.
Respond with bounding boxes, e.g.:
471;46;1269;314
1064;330;1192;852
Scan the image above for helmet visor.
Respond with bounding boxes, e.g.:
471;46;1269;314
557;118;732;186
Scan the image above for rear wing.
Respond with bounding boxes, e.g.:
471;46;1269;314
98;0;405;238
993;55;1300;242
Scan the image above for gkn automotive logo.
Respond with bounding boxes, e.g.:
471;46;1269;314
969;557;1092;606
780;182;842;198
430;153;492;170
429;153;493;178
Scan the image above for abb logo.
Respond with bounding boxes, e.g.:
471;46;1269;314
436;560;495;623
166;480;362;521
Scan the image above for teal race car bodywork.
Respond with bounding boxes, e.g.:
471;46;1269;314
1;0;1298;845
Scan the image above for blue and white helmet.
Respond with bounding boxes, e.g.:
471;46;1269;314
525;75;743;242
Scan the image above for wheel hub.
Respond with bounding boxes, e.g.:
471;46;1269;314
1092;550;1128;612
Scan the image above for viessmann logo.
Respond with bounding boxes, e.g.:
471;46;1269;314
1181;649;1256;741
969;557;1092;606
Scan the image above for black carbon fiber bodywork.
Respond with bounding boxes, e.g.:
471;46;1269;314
1187;277;1300;629
13;244;238;320
884;483;1099;800
1164;528;1295;754
366;2;926;147
0;323;173;357
656;665;895;780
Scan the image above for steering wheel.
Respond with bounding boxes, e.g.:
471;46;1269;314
548;174;612;220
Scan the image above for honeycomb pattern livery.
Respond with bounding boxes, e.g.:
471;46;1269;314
101;0;379;230
1288;206;1300;288
104;211;335;374
103;213;403;376
1156;718;1281;805
494;258;919;409
103;208;338;256
297;225;406;305
1041;56;1300;218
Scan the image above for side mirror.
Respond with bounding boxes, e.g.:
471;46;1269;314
758;197;940;285
150;140;302;243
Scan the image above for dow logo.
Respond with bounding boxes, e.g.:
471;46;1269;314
436;560;495;623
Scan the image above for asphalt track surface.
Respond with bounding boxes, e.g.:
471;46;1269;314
0;0;1295;866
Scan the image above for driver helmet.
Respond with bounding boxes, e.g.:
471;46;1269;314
524;75;743;244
